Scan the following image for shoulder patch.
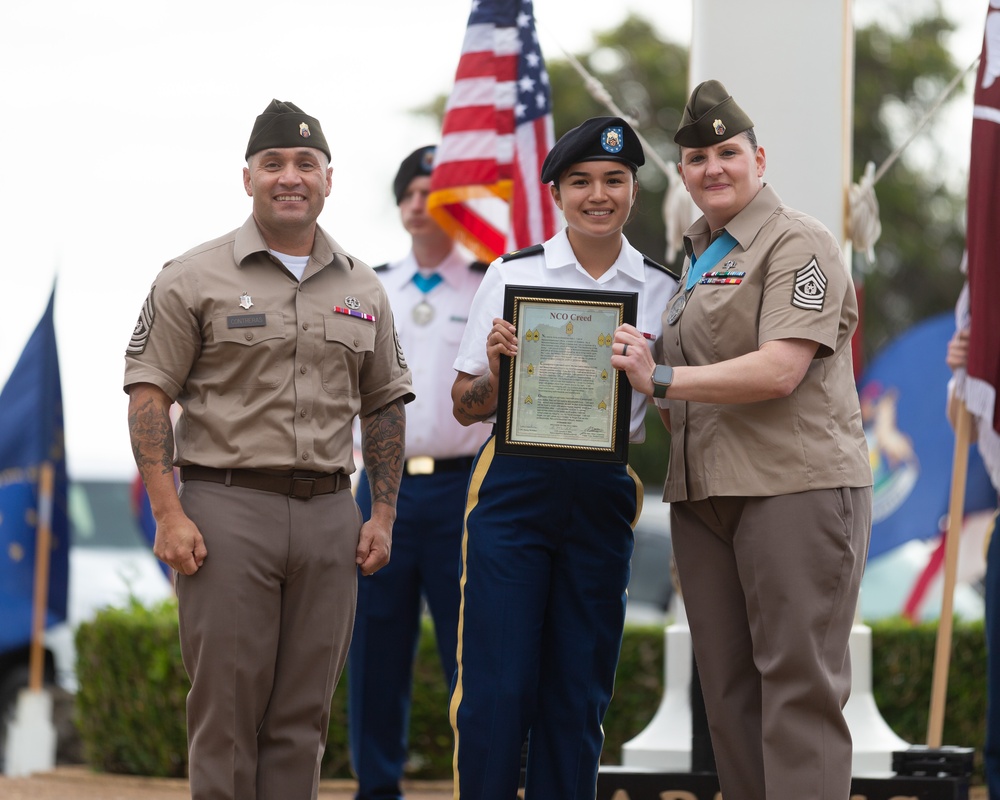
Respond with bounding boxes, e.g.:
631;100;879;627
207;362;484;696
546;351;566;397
372;262;389;273
499;244;544;263
643;255;681;281
126;288;155;355
469;260;489;273
791;256;827;311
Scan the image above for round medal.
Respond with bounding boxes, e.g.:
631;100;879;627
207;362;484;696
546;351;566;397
412;300;435;326
666;293;687;326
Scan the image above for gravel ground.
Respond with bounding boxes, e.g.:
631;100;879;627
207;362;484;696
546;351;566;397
0;766;987;799
0;766;455;800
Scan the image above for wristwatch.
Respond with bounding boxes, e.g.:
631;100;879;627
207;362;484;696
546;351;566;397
650;365;674;399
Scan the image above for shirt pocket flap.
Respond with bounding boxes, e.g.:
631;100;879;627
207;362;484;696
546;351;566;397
324;315;375;353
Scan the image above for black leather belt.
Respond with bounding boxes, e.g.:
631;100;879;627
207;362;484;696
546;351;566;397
404;456;476;476
179;466;348;499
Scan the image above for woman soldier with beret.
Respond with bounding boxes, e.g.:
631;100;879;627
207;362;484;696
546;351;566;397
615;80;872;800
449;116;679;800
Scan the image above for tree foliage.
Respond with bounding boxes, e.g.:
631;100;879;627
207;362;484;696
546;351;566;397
852;10;969;360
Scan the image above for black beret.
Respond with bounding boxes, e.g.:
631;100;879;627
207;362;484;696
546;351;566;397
674;80;754;148
540;116;644;185
393;145;436;205
245;99;330;162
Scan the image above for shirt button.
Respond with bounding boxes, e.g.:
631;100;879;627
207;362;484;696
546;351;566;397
302;452;310;461
300;365;307;374
300;409;307;418
354;339;360;347
245;332;253;341
302;322;309;331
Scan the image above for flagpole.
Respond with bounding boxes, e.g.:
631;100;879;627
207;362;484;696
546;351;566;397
926;402;972;746
29;461;55;693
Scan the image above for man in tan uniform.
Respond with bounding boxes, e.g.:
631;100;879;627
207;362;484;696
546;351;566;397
124;99;414;800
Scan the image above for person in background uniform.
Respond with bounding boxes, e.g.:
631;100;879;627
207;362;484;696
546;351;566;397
614;80;872;800
449;116;679;800
348;145;489;800
124;99;414;800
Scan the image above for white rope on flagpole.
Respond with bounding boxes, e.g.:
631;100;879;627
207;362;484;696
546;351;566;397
849;56;980;262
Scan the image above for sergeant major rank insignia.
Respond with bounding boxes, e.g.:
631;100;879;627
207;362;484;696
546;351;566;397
127;288;155;355
791;257;827;311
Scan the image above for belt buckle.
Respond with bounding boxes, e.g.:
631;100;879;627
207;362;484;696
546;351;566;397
289;477;316;499
406;456;435;476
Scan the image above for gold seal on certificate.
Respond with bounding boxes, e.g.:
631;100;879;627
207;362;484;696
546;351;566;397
495;285;637;463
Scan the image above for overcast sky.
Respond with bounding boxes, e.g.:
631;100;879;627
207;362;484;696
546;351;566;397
0;0;984;478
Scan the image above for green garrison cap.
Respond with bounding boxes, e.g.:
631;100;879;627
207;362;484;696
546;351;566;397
674;80;754;148
245;99;331;162
540;116;644;184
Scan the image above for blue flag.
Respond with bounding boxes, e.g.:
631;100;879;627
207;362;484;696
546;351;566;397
0;288;69;652
859;312;997;560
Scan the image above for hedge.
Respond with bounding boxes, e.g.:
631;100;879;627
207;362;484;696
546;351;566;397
74;600;988;782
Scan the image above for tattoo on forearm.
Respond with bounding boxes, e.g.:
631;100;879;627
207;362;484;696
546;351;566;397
457;374;496;422
128;395;174;478
362;398;405;507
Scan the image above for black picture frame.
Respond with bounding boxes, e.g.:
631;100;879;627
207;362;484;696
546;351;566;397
495;284;637;463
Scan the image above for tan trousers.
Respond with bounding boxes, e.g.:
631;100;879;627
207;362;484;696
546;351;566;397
671;487;871;800
176;480;361;800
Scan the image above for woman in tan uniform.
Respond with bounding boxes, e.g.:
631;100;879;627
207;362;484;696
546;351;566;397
614;80;872;800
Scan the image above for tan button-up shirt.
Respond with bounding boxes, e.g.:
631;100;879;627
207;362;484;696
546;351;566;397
123;216;414;474
660;184;871;502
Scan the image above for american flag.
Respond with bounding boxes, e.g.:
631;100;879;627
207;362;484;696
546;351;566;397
959;5;1000;486
427;0;560;263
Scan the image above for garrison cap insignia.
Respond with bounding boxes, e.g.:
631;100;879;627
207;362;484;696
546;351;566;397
345;296;361;310
239;292;254;310
791;257;827;311
127;288;155;355
713;119;726;136
601;126;624;153
299;122;311;139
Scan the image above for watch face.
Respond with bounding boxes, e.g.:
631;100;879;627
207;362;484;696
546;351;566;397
654;365;673;386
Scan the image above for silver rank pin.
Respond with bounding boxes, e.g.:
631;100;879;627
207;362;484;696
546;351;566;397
239;292;254;309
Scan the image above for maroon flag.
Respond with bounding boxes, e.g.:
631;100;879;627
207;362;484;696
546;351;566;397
956;7;1000;491
427;0;560;263
965;7;1000;448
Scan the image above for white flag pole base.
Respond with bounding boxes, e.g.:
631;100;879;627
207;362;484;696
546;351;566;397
621;597;693;771
621;600;909;778
845;622;910;776
4;687;56;777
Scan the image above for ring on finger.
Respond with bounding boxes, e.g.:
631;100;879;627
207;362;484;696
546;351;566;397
622;343;628;356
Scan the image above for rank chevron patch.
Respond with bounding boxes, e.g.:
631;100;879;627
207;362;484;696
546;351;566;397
127;288;155;354
791;257;827;311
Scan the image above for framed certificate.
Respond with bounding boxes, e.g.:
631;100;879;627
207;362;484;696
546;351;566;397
496;285;637;463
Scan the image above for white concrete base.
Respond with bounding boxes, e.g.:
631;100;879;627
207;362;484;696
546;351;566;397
621;601;908;778
622;599;692;771
844;624;910;777
4;688;56;777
